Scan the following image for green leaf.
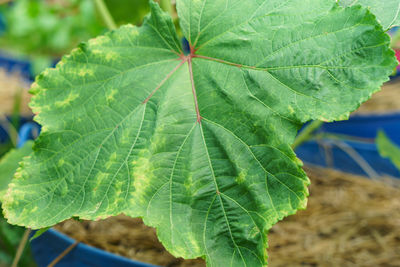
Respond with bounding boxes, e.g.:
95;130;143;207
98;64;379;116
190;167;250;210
0;141;33;201
29;227;50;241
339;0;400;30
376;130;400;170
2;1;397;266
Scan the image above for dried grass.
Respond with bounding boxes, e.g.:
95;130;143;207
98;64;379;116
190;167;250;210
356;80;400;114
0;69;31;115
268;167;400;267
56;216;203;267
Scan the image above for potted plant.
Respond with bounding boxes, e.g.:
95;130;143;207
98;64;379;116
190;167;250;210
1;0;399;266
0;0;106;79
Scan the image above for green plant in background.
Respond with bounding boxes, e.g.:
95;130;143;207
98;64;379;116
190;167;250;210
1;0;400;266
377;131;400;171
0;141;34;267
0;0;105;74
104;0;150;26
0;141;33;200
0;215;34;267
0;0;172;75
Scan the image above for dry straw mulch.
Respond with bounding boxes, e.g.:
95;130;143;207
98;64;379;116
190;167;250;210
57;216;204;267
56;167;400;267
356;80;400;114
0;68;31;116
268;167;400;267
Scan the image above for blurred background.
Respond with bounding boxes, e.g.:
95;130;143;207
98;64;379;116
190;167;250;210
0;1;399;267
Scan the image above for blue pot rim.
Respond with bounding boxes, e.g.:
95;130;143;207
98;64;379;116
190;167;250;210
308;138;377;151
348;111;400;120
296;137;400;178
42;228;159;267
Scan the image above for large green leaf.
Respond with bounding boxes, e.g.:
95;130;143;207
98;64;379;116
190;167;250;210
0;141;33;201
340;0;400;30
376;130;400;170
2;1;396;266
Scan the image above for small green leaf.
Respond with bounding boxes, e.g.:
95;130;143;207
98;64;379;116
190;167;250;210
376;130;400;170
2;1;397;266
29;227;50;241
0;141;33;201
340;0;400;30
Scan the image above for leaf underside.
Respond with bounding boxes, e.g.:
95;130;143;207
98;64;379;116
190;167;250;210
2;1;396;266
339;0;400;30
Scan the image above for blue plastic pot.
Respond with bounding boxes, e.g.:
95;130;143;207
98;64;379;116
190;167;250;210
296;139;400;178
318;112;400;146
0;117;37;144
17;122;40;147
31;229;159;267
0;52;33;80
296;112;400;178
0;50;59;81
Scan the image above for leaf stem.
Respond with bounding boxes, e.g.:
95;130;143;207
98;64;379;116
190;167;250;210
292;120;324;150
0;113;18;148
321;139;380;179
11;228;31;267
10;87;22;146
94;0;117;31
188;56;202;123
47;241;79;267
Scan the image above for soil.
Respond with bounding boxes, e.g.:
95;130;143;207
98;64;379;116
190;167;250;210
0;68;31;116
56;167;400;267
355;80;400;114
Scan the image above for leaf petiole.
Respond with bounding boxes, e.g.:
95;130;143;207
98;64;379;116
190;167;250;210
94;0;117;30
292;120;324;150
11;228;31;267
